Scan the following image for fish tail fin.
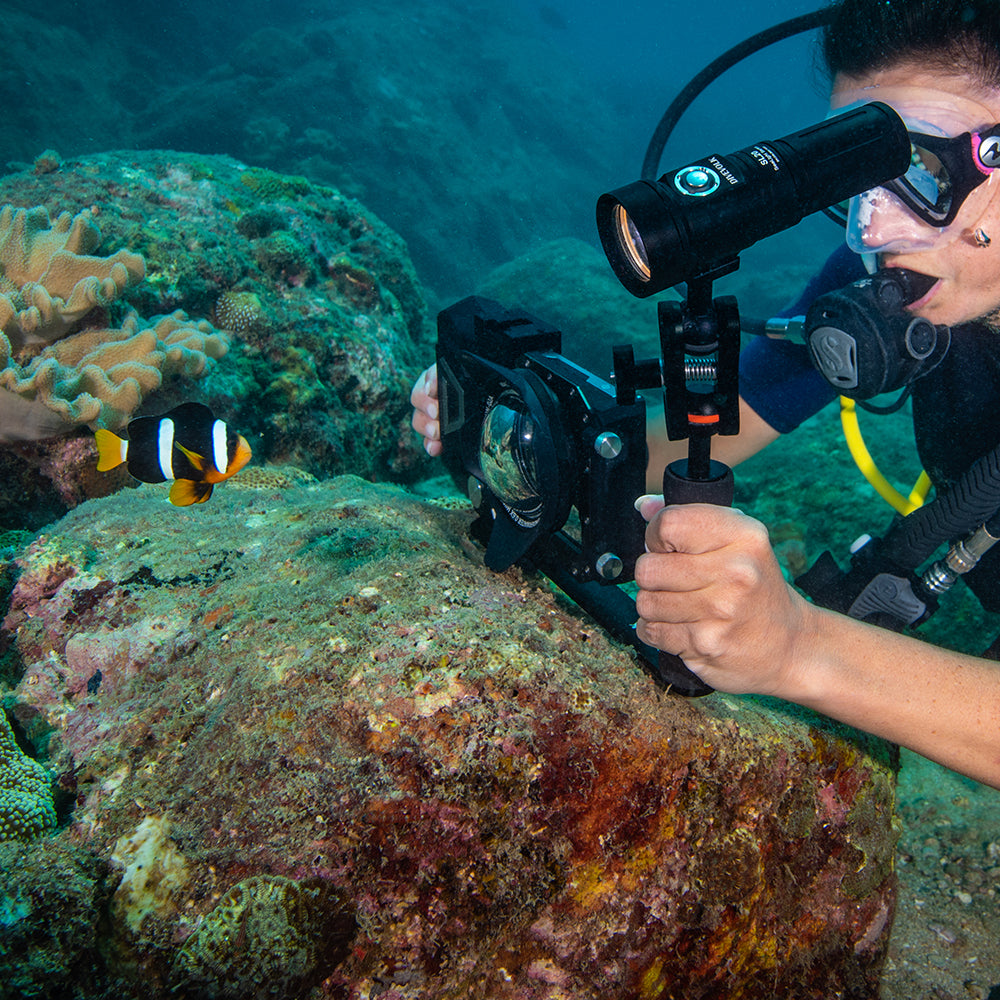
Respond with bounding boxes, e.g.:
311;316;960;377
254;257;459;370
169;479;214;506
95;428;128;471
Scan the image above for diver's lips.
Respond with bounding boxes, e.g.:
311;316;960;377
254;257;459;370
907;277;941;311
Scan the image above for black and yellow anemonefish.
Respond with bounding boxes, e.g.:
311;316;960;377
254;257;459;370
94;402;252;506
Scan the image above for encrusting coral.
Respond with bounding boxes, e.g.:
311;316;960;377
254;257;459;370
214;289;263;336
0;204;228;435
0;709;56;842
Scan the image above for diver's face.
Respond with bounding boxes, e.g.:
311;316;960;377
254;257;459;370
831;64;1000;327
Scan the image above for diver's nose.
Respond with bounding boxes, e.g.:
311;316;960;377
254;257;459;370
850;187;934;252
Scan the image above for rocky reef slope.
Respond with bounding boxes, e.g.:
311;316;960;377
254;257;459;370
3;475;898;998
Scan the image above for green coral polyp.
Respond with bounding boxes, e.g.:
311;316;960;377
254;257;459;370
0;711;56;842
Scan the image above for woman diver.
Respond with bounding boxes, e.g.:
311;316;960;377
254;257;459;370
412;0;1000;790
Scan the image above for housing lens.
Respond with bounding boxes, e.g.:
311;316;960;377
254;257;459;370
479;394;542;514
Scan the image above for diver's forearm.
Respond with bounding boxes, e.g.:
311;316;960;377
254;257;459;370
786;605;1000;788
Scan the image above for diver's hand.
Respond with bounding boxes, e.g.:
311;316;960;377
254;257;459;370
410;364;442;457
634;499;815;697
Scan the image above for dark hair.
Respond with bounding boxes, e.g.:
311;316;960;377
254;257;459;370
822;0;1000;89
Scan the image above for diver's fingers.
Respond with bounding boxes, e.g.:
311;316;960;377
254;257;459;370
634;493;666;522
644;503;765;558
411;364;442;456
411;408;438;438
411;410;442;455
410;364;438;413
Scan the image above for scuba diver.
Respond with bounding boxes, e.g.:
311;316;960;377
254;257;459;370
412;0;1000;790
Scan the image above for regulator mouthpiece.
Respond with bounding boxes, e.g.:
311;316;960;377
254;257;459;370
805;268;950;399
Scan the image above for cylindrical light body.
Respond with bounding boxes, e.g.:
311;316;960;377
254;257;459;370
597;102;911;297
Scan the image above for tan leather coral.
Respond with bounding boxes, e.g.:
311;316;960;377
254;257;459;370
0;205;146;349
0;206;228;439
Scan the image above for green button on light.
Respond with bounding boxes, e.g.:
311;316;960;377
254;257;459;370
675;165;720;197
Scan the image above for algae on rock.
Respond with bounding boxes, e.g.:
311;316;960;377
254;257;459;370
3;476;898;998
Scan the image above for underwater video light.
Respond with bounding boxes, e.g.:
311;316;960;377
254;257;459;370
597;102;911;297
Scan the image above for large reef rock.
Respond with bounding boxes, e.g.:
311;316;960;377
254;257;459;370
0;150;433;526
2;476;898;997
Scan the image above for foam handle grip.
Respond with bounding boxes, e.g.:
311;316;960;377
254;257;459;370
654;457;736;697
656;650;714;696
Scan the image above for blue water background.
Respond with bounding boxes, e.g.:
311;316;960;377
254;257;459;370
7;0;839;307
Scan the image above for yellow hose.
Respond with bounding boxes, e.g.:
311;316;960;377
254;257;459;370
839;396;931;515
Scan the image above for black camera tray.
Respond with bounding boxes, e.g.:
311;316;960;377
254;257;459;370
435;276;742;698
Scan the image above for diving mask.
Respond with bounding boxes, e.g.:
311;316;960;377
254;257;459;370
832;87;1000;253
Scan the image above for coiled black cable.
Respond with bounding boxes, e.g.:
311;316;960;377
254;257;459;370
641;9;835;180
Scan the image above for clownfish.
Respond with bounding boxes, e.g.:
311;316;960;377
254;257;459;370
95;402;252;506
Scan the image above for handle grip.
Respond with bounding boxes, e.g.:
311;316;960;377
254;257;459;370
656;650;714;696
652;457;736;697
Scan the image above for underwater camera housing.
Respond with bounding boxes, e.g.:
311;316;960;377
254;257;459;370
436;296;647;584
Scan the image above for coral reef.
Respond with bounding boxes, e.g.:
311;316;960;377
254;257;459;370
0;838;114;997
172;874;355;999
0;201;232;521
0;205;145;350
0;708;55;841
2;477;899;997
0;203;227;435
0;150;432;525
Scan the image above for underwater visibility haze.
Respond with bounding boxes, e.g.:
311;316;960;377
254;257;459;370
0;0;998;997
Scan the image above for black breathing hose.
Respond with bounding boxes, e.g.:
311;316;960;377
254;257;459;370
641;8;835;180
882;442;1000;569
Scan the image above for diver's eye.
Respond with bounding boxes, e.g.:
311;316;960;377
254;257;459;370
906;143;952;209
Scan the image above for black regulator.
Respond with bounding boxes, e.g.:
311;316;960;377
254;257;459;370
804;267;951;404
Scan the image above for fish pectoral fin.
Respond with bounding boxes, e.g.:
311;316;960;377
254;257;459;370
94;428;128;471
204;435;253;485
169;479;215;506
174;441;207;471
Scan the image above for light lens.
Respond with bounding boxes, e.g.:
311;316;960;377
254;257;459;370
613;203;651;282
